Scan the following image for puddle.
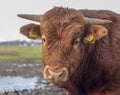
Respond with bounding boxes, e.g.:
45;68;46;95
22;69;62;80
17;63;40;68
0;76;50;92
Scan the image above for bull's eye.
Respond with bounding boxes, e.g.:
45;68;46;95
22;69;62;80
42;38;46;43
73;38;80;47
42;36;46;45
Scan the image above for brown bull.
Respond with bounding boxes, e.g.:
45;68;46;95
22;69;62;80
18;7;120;95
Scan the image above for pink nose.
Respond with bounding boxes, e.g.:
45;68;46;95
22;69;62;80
44;66;68;83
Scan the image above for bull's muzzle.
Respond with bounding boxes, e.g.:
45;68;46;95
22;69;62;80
44;66;69;83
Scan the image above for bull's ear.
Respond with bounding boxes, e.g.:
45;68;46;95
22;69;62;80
84;25;108;44
20;23;41;39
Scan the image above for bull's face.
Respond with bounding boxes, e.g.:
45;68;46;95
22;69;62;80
18;7;111;87
41;19;85;86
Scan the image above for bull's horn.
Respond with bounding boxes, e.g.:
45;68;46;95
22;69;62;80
17;14;41;22
83;17;112;24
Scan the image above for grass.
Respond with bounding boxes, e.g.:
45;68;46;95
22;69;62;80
0;45;42;62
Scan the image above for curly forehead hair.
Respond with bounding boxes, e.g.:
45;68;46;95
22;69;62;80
41;7;84;24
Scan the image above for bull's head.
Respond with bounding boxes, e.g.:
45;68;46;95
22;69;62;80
18;7;112;87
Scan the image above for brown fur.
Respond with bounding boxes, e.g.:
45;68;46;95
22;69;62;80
19;7;120;95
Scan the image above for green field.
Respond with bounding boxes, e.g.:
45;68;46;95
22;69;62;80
0;45;42;62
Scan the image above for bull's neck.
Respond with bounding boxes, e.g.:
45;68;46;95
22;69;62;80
64;44;95;94
65;43;106;94
67;43;109;94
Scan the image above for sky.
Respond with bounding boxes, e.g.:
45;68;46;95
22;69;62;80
0;0;120;41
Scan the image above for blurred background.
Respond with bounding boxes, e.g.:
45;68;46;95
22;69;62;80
0;0;120;41
0;0;120;95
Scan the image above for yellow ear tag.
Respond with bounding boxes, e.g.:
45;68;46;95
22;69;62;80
84;33;94;43
29;31;39;38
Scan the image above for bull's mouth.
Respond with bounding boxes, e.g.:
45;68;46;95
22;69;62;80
43;66;69;85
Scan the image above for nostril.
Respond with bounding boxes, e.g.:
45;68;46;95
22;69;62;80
58;70;67;80
46;69;52;79
59;71;64;78
61;68;69;81
44;66;52;80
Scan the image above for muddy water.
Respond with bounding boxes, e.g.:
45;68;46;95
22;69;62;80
0;76;53;92
0;62;53;92
0;62;65;95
